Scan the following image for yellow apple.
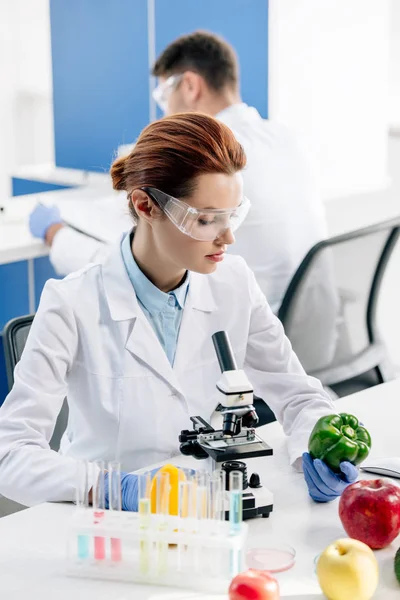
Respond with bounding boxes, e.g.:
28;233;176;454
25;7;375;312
317;538;379;600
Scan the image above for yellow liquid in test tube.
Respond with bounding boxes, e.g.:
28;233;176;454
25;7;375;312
139;497;151;574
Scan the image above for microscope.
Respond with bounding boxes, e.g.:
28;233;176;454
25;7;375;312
179;331;274;520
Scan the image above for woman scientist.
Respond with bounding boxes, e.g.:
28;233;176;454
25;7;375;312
0;114;356;509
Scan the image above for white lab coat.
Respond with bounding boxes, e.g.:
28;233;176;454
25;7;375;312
49;104;327;313
50;225;112;275
217;103;328;313
0;242;335;507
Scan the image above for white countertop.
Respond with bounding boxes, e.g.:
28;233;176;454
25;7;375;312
0;379;399;599
11;164;109;186
0;183;129;265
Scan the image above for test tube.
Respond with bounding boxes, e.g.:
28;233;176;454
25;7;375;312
196;471;209;521
210;471;229;576
193;470;209;574
209;469;226;525
179;479;194;520
229;470;243;578
108;461;122;562
218;469;227;522
208;473;222;524
138;472;151;574
155;470;170;515
229;471;243;534
76;460;90;560
92;461;106;561
178;479;194;571
155;471;170;575
180;467;195;482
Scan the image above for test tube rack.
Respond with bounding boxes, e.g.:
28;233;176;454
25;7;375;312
67;508;248;592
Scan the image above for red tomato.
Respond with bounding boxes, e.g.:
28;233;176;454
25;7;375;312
229;569;280;600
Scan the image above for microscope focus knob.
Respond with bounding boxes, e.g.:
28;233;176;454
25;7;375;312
179;440;209;460
249;472;262;489
221;460;248;490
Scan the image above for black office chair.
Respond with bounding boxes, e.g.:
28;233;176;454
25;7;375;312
3;314;69;451
278;218;400;397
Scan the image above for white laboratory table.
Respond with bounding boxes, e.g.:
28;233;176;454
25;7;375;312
0;183;130;266
0;379;399;600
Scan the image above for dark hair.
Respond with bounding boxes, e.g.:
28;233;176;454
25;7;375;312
152;30;239;92
110;112;246;220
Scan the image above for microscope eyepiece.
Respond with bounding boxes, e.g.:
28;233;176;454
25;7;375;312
212;331;238;372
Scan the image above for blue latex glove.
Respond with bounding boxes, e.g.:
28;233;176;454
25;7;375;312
303;452;358;503
104;468;159;512
29;203;62;239
104;467;196;511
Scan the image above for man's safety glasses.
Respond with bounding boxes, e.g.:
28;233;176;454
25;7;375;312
152;74;183;113
140;187;250;242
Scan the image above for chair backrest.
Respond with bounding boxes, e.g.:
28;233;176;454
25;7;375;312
2;314;68;451
278;218;400;383
3;315;34;389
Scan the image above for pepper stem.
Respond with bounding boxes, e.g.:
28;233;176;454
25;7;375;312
341;425;356;439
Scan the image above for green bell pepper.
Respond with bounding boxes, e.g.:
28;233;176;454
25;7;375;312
308;413;371;472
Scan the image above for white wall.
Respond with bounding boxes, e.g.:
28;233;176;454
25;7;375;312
0;1;396;204
0;0;53;199
389;0;400;130
268;0;391;201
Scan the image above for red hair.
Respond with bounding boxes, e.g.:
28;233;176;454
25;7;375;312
110;112;246;218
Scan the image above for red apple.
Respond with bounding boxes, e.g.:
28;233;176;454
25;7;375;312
339;479;400;549
229;569;280;600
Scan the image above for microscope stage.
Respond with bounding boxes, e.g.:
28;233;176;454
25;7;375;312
199;434;273;463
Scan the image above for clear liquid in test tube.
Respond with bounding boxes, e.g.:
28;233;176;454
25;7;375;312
193;470;209;574
178;479;194;571
218;468;227;521
229;471;243;534
76;460;90;560
155;471;170;575
138;472;151;574
229;470;243;578
209;471;227;576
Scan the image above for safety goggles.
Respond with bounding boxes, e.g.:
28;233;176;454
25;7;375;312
152;74;184;112
141;187;250;242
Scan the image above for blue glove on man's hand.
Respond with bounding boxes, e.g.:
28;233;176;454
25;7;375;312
104;469;159;512
29;203;62;239
302;452;358;503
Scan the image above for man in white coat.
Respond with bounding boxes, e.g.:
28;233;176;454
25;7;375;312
29;31;328;315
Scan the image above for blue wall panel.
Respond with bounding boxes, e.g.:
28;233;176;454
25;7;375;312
34;257;61;308
50;0;150;172
0;261;30;403
154;0;269;118
12;178;72;197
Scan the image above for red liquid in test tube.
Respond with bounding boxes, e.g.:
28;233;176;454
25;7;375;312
93;461;106;561
108;461;123;562
94;510;106;560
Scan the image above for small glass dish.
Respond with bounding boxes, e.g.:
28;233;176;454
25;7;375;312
313;553;321;574
246;543;296;573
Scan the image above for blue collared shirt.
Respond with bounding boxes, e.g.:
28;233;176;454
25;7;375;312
121;232;189;365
